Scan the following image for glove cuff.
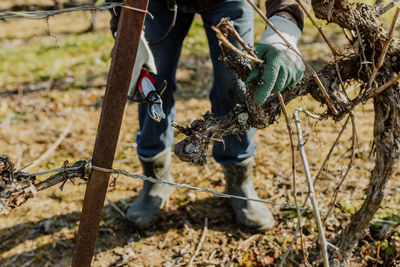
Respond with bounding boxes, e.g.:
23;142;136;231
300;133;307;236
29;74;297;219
258;15;301;51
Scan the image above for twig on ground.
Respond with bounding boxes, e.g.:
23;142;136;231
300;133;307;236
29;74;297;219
376;222;400;261
189;217;208;267
279;221;301;267
246;0;338;115
45;75;55;92
280;202;311;266
276;93;310;266
237;234;260;251
294;108;329;267
24;120;73;171
63;139;91;159
382;222;400;240
20;258;35;267
107;198;126;219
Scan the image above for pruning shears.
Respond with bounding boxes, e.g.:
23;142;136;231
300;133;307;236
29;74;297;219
129;68;167;122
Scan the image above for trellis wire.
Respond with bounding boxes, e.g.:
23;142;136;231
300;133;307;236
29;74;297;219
17;161;398;225
0;2;151;20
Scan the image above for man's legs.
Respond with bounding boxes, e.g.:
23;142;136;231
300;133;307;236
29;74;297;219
127;0;195;228
137;1;194;157
201;0;274;230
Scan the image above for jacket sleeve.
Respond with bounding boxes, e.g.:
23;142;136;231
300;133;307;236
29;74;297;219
265;0;310;30
105;0;122;37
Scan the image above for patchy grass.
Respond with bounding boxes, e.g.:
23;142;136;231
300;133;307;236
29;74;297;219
0;33;113;90
182;15;210;57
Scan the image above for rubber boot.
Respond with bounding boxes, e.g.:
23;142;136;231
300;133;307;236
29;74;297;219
126;148;174;229
222;157;275;230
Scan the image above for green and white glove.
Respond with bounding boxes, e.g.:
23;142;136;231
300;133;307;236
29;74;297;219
247;15;305;104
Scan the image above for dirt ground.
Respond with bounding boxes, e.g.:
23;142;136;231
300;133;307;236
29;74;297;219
1;1;400;266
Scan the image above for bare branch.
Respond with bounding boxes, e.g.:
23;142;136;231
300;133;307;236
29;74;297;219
211;25;263;67
216;18;258;59
360;72;400;101
24;121;73;171
379;0;399;15
107;198;127;219
0;158;87;214
337;83;400;263
277;93;310;266
312;0;400;54
189;217;208;267
368;8;400;88
294;108;329;267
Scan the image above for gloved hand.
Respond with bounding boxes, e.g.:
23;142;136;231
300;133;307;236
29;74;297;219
247;15;305;104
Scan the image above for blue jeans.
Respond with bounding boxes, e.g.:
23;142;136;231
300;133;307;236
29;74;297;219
137;0;256;164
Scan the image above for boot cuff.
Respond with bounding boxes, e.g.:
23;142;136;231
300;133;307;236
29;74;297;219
138;147;171;163
231;157;255;168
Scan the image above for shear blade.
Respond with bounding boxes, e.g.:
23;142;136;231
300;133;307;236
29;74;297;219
148;103;165;122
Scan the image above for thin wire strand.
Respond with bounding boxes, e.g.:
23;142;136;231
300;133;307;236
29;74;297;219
0;2;152;20
17;162;398;225
21;166;83;176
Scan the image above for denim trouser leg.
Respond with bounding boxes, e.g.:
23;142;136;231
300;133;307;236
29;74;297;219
137;0;257;164
137;0;194;158
201;1;257;164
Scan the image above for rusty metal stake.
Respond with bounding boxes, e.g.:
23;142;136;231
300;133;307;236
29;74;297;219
71;0;148;266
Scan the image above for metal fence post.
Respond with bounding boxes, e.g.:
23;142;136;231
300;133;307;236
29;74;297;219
71;0;149;266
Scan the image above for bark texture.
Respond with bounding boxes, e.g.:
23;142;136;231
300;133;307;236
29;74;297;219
333;84;400;264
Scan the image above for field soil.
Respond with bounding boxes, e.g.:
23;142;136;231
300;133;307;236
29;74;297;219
0;1;399;266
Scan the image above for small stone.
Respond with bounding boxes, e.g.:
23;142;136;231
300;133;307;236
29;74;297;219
188;192;196;201
63;77;75;84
